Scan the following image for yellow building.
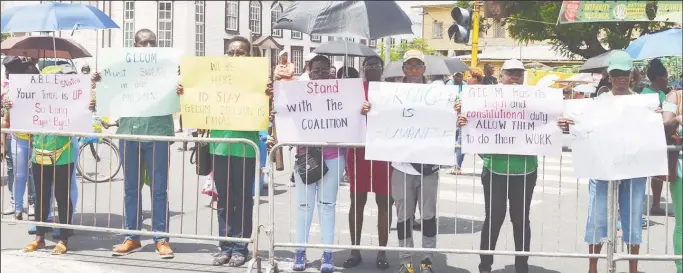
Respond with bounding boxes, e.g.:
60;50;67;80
414;2;523;57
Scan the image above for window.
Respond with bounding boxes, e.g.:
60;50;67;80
271;3;283;37
157;1;173;48
346;57;355;68
360;39;366;45
292;30;302;40
328;36;334;42
291;46;304;75
492;22;506;38
249;1;261;35
123;1;134;47
225;1;239;33
368;39;376;47
311;34;321;42
432;22;443;39
195;1;205;56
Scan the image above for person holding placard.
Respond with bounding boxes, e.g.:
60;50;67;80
663;88;683;273
456;59;546;273
344;56;393;270
447;72;467;176
557;51;651;273
91;29;176;259
281;55;345;273
363;50;440;273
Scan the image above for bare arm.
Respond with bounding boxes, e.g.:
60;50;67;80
663;91;680;140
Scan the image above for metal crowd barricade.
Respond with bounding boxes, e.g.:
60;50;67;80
263;142;682;273
0;128;262;273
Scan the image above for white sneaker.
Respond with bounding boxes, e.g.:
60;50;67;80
3;202;15;215
28;204;35;216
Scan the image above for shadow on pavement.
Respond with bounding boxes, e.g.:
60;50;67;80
492;264;561;273
437;216;484;235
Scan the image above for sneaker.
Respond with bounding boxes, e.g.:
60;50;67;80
419;259;433;273
396;264;415;273
112;239;142;256
13;212;22;221
3;201;15;215
320;251;334;273
292;249;306;271
28;204;35;216
156;241;174;259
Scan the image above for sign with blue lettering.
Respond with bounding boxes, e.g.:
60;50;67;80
96;48;180;117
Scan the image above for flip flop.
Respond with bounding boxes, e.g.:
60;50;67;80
343;255;362;268
376;256;389;270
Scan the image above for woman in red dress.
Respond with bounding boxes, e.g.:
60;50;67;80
343;56;393;270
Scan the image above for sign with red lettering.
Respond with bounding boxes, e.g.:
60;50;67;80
273;78;366;143
9;74;93;133
460;85;563;156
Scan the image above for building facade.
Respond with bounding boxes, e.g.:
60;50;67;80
2;1;377;75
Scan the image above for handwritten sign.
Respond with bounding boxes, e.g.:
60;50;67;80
460;85;563;156
273;78;366;143
9;74;92;132
565;94;668;180
365;82;458;165
96;47;180;117
180;57;269;130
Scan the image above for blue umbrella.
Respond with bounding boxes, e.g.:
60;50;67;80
1;2;119;33
625;28;682;60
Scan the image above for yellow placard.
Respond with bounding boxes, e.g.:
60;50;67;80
180;57;269;130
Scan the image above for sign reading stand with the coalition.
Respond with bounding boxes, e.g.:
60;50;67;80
9;74;93;133
365;82;459;165
96;47;180;117
460;85;563;156
274;78;366;143
180;57;269;131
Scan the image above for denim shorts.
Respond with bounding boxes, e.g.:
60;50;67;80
585;178;647;245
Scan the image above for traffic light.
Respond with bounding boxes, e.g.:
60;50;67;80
448;7;472;44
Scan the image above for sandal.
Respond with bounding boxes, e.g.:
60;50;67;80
212;253;232;266
376;254;389;270
227;253;247;267
23;240;45;253
51;241;68;255
343;254;362;268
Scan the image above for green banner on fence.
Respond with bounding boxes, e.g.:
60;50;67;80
558;1;682;24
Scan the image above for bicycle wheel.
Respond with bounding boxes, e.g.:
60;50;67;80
77;138;122;183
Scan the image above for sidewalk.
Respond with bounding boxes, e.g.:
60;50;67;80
1;252;124;273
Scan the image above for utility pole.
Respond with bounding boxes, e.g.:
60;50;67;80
471;1;482;68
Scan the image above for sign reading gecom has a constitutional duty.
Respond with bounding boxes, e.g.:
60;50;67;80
460;85;563;156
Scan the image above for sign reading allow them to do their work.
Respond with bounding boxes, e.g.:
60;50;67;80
460;85;564;156
274;78;366;143
9;74;92;133
180;57;269;131
365;82;459;165
96;47;180;117
564;94;668;180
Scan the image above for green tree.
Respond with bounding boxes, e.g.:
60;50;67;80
496;1;675;59
377;38;439;62
1;33;9;42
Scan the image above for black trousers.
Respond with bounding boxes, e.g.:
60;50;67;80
32;163;74;240
479;168;537;273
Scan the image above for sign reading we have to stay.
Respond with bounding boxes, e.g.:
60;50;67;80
274;78;366;143
460;85;564;156
365;82;459;165
180;57;269;131
9;74;92;133
96;48;180;117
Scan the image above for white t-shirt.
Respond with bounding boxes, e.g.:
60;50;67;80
299;72;310;81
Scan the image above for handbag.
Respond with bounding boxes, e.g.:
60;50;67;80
295;147;328;184
33;140;71;166
411;163;440;176
190;130;212;176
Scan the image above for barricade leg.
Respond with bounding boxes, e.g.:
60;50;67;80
606;180;618;273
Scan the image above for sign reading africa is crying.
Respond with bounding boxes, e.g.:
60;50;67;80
9;74;92;133
180;57;269;130
460;85;563;156
365;82;459;165
274;78;366;143
96;47;180;117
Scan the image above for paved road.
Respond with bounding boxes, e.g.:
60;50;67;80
1;137;678;272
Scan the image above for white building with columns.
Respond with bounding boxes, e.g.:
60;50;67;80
2;1;379;76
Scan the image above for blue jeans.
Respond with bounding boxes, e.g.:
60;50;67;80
294;156;345;251
4;138;14;202
214;155;256;256
11;136;35;211
120;140;170;242
456;130;465;168
585;178;646;245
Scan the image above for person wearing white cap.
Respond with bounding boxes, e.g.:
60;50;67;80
273;51;295;82
298;52;318;81
457;59;543;273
